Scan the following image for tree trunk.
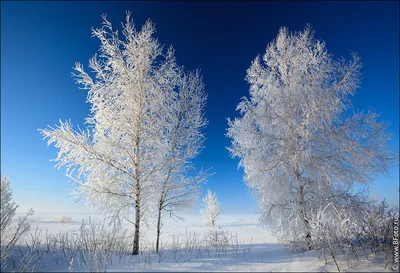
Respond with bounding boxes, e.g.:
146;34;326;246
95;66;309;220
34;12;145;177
132;192;140;255
132;71;144;256
156;171;170;254
156;205;162;254
295;175;312;250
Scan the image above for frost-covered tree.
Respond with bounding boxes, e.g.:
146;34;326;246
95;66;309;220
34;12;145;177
39;12;184;255
154;71;208;253
201;190;221;227
227;26;397;246
1;176;34;271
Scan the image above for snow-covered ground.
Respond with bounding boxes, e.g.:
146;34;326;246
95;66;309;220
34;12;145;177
5;212;392;272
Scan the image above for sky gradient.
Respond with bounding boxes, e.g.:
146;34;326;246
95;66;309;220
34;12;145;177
1;1;399;217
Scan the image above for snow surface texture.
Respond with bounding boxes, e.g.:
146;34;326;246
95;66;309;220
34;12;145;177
6;212;393;272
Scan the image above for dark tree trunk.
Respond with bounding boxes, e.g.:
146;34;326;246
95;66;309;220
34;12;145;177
132;193;140;255
156;206;162;253
295;175;312;250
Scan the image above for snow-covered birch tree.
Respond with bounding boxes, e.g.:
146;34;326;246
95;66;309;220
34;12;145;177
39;12;183;255
153;71;208;253
200;190;221;227
227;25;397;246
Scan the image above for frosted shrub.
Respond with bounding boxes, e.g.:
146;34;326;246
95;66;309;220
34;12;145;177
74;218;128;272
308;203;352;271
1;176;35;272
203;228;229;248
306;198;398;272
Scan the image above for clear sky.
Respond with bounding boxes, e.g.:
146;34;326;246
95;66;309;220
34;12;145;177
1;1;399;216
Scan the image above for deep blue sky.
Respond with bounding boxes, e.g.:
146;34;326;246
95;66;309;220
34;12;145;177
1;1;399;215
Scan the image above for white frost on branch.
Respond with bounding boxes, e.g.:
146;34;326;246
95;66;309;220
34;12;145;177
200;190;221;227
39;11;208;255
152;69;209;253
1;176;34;271
227;25;397;244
